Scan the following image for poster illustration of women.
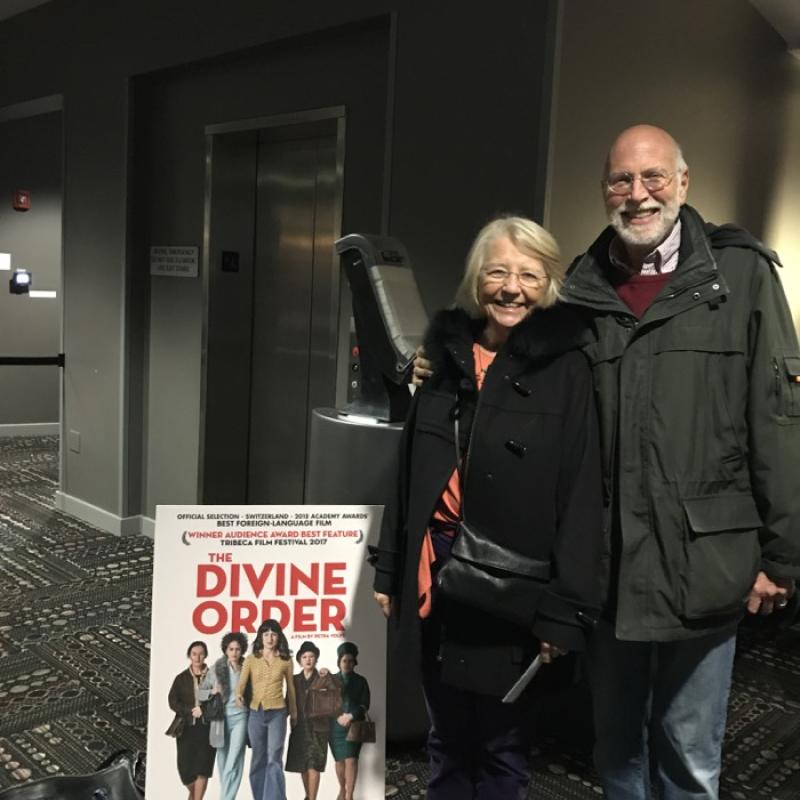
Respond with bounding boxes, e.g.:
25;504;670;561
146;505;386;800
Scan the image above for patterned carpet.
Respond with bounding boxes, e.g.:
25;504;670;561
0;436;150;789
0;435;799;798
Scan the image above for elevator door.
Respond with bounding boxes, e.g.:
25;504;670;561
201;116;342;505
246;133;338;503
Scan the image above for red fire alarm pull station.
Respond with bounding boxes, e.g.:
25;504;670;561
13;190;31;212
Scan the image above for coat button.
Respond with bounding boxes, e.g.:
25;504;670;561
505;440;526;457
512;380;531;396
486;473;493;480
712;283;720;290
692;291;701;300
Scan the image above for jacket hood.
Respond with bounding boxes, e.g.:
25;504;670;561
704;221;782;266
424;304;591;373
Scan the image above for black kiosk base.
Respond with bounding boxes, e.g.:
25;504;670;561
306;407;429;744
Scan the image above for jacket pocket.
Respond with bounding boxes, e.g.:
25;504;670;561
777;355;800;419
653;326;745;354
680;493;761;620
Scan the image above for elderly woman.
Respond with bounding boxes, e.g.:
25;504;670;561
285;640;340;800
371;216;603;798
210;631;250;800
167;640;216;800
328;642;370;800
237;619;297;800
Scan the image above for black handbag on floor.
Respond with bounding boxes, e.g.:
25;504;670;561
0;751;145;800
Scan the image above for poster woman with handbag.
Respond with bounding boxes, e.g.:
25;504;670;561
167;640;216;800
285;640;341;800
209;631;250;800
370;216;603;798
237;619;297;800
328;642;371;800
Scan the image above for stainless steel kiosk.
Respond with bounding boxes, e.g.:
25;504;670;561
305;233;428;505
305;233;430;741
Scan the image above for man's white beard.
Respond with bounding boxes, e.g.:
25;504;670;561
609;197;680;251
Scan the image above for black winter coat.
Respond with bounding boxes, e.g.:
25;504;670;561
372;305;603;696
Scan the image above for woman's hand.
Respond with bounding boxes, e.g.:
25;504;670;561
235;696;243;708
337;712;354;727
191;705;203;719
539;641;567;664
412;346;432;386
319;667;330;677
373;592;392;618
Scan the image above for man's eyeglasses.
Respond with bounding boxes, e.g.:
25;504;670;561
481;266;549;289
604;170;674;196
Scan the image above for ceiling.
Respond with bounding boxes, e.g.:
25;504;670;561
0;0;53;23
749;0;800;52
0;1;798;54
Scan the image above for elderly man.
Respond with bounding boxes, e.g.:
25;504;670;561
413;124;800;799
557;124;800;800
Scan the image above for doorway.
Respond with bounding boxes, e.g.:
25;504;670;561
0;99;63;480
200;109;346;504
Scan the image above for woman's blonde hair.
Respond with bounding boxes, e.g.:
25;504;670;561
454;216;563;318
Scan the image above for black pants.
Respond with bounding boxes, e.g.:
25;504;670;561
421;648;532;799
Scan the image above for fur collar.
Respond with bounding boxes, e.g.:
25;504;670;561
214;656;240;691
424;304;591;372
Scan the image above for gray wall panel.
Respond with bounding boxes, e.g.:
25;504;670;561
60;77;129;507
389;2;553;314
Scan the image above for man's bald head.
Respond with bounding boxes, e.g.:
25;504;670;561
604;125;687;179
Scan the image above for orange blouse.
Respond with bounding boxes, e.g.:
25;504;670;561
417;342;496;618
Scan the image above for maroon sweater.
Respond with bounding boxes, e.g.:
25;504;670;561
612;271;671;319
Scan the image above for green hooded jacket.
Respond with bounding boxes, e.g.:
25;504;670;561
560;204;800;641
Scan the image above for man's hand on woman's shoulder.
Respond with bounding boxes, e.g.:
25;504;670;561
412;345;433;386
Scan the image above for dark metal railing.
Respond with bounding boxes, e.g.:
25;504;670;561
0;354;65;366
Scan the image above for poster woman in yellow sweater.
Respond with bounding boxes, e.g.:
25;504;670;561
237;620;297;800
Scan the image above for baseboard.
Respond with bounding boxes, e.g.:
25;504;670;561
55;491;152;537
0;422;59;438
140;516;156;539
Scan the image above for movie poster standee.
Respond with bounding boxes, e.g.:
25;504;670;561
146;504;386;800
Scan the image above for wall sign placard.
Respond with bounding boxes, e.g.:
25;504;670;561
150;246;199;277
146;504;387;800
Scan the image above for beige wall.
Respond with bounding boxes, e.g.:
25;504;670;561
548;0;800;332
763;60;800;330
